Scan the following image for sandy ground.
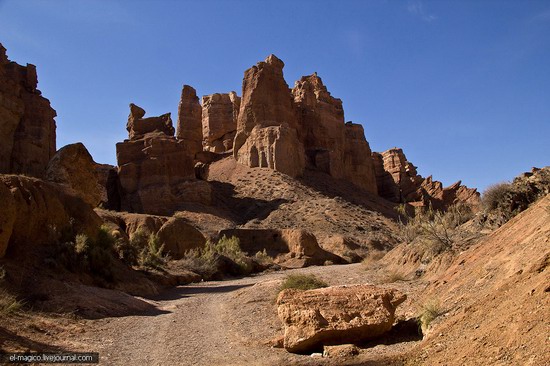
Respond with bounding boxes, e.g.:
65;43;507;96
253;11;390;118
63;264;423;366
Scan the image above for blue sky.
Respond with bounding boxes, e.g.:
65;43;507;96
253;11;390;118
1;0;548;192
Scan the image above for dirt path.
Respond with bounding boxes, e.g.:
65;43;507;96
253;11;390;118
69;264;422;366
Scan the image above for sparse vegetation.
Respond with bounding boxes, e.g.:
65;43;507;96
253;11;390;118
254;249;273;266
0;265;5;281
138;233;169;270
479;169;550;228
0;289;23;315
418;300;444;333
279;274;328;293
385;271;409;283
53;225;116;281
396;203;474;254
180;236;253;279
482;182;514;211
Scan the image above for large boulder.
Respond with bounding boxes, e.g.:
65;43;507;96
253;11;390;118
277;284;406;353
176;85;203;157
233;54;305;177
0;175;102;258
0;43;56;178
202;92;240;152
46;142;115;208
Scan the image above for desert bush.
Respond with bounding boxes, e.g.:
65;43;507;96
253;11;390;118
279;274;328;293
53;226;115;281
180;236;252;278
205;235;252;274
385;271;409;283
396;203;474;254
417;300;444;334
138;233;169;270
482;182;514;211
254;249;273;266
0;289;23;315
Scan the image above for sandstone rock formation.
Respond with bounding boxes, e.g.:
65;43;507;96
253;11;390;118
373;148;479;209
232;56;379;192
126;103;174;140
234;55;306;178
342;123;378;194
46;143;118;208
292;73;345;178
202;92;240;152
218;228;342;267
0;43;56;178
116;104;210;215
176;85;203;157
277;284;406;353
0;174;102;257
291;74;377;194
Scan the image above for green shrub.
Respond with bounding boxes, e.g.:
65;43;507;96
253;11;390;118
179;248;218;279
53;226;115;281
254;249;273;264
138;233;169;270
202;236;251;274
279;274;328;293
179;236;253;278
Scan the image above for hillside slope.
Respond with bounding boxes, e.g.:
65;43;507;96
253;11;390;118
410;194;550;365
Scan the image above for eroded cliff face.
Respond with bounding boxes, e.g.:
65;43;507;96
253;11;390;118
373;148;479;209
202;92;240;153
116;104;210;215
233;55;306;178
0;43;56;178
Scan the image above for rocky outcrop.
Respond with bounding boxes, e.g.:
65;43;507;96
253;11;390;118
0;43;56;178
202;92;240;152
218;228;342;268
97;210;206;259
116;104;210;215
342;123;377;194
46;143;119;208
277;284;406;353
0;175;102;258
292;73;345;178
126;103;174;140
373;148;479;209
234;55;305;178
176;85;203;157
232;57;378;191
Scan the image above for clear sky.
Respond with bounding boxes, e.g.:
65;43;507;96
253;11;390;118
1;0;548;192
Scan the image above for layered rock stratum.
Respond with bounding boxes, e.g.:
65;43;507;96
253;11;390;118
0;43;56;178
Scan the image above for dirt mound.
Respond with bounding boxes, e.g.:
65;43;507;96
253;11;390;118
205;157;400;257
407;194;550;365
